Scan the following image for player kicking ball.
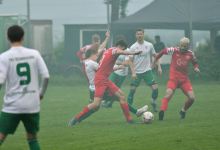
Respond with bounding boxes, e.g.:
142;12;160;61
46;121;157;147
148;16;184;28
68;39;144;125
151;37;200;120
0;25;49;149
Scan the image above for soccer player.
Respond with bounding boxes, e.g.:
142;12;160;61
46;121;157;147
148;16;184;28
68;39;143;125
77;34;105;103
150;37;200;120
0;25;49;149
128;28;162;112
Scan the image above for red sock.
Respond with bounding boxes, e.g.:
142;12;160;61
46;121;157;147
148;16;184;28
121;103;131;121
183;99;194;111
75;106;90;120
161;97;170;112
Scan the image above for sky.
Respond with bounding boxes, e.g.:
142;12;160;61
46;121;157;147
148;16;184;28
0;0;210;47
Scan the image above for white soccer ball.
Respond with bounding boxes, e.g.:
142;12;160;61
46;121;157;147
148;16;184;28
142;111;154;124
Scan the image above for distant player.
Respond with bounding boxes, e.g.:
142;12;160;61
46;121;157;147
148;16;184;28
0;25;49;149
151;37;200;120
128;28;162;112
77;34;105;103
68;39;143;125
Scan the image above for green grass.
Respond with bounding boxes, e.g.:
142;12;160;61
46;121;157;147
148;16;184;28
0;82;220;150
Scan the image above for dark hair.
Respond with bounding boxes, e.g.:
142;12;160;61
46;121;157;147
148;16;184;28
135;28;144;33
7;25;24;43
86;49;97;58
155;35;160;39
116;35;125;41
115;39;128;49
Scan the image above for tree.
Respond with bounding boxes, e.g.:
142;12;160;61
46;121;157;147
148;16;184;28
104;0;130;22
0;0;3;4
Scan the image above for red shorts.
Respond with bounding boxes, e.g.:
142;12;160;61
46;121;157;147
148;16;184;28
167;79;193;94
82;64;89;83
94;76;119;98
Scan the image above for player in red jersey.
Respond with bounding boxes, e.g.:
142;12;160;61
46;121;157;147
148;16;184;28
77;34;106;103
68;40;142;125
151;37;200;120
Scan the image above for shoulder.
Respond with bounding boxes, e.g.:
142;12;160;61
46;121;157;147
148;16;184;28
130;42;138;49
144;41;153;46
187;50;195;56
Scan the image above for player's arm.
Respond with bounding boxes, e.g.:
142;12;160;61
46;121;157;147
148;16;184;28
97;30;110;58
129;56;137;81
39;73;50;100
151;48;171;69
152;53;162;75
77;46;87;64
112;65;125;71
191;53;200;73
116;50;142;55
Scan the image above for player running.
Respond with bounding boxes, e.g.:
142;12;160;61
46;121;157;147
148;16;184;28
151;37;200;120
0;25;49;149
68;39;143;125
128;28;162;112
77;34;106;103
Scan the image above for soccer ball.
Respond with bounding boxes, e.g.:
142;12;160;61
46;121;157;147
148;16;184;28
142;111;154;124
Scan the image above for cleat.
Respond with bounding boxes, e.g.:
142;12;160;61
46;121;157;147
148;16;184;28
159;110;164;120
179;110;185;119
102;100;107;107
136;105;148;117
151;99;158;112
68;117;78;126
105;103;112;108
89;99;93;103
127;120;142;124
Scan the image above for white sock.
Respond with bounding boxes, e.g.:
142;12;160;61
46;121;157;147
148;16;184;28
182;108;186;112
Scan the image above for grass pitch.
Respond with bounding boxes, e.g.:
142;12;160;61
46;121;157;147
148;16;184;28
0;81;220;150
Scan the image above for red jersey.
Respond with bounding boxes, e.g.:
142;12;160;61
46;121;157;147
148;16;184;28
96;47;120;77
77;44;105;62
155;47;198;80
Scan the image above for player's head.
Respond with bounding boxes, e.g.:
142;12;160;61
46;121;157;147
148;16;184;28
180;37;190;53
86;48;98;61
135;28;144;42
7;25;24;43
155;35;160;43
92;34;100;50
115;39;128;50
116;35;125;41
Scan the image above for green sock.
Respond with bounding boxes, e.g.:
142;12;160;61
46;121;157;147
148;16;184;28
78;109;95;123
128;103;137;114
0;140;3;146
28;138;40;150
108;101;114;105
127;89;136;105
152;88;159;100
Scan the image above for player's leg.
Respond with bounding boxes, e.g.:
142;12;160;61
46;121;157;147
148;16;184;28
82;65;93;103
0;112;21;147
159;80;177;120
143;70;158;112
179;80;195;119
127;74;141;105
22;113;40;150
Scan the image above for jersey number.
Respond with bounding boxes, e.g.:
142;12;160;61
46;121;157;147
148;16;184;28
16;63;31;85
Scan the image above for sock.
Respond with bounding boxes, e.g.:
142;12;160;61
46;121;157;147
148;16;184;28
161;97;170;112
183;99;194;111
27;138;40;150
128;103;137;114
78;110;95;123
0;140;3;146
75;106;90;120
127;89;136;105
121;103;131;121
152;88;158;100
108;101;114;105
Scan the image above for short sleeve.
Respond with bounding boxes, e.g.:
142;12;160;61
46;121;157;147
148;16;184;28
36;52;49;75
150;44;156;54
0;55;7;80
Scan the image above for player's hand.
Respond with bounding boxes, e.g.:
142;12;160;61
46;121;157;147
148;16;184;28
118;65;125;70
106;30;110;39
134;51;142;55
194;68;200;73
158;67;162;76
40;95;43;100
132;73;137;81
83;60;86;64
150;63;156;69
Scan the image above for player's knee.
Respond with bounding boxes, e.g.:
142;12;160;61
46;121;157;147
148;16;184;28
119;93;126;103
93;106;100;112
189;96;195;101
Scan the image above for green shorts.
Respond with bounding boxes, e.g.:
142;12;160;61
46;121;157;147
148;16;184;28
130;70;156;87
0;111;40;135
90;90;109;100
109;72;126;89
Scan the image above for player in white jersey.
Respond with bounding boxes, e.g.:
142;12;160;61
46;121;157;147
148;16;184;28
127;28;162;112
0;25;49;150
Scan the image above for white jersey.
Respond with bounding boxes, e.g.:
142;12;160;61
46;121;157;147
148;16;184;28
130;41;156;73
114;48;129;76
0;46;49;114
85;59;98;91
